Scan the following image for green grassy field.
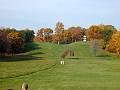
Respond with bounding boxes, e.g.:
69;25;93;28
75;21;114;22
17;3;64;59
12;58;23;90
0;42;120;90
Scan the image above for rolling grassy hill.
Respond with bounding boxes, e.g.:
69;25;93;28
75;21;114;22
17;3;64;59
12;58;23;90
0;42;120;90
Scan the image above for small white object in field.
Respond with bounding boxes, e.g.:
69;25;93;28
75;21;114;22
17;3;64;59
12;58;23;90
61;61;64;64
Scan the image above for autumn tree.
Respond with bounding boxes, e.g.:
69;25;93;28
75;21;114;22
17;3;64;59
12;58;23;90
106;31;120;55
7;32;24;55
37;28;44;37
52;33;63;44
52;26;85;44
61;30;71;44
87;25;117;50
87;25;102;40
33;36;46;42
37;28;53;42
55;22;64;34
67;27;85;42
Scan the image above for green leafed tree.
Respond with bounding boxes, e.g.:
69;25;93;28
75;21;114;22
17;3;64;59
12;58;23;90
99;24;117;49
19;29;35;43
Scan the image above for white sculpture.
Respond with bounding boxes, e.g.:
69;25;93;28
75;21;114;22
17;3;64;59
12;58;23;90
83;35;87;42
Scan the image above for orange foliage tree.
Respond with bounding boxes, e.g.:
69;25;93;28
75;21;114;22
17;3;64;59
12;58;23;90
52;33;64;44
106;31;120;55
87;25;102;40
7;32;24;55
33;36;46;42
52;26;85;44
67;27;85;42
37;28;53;42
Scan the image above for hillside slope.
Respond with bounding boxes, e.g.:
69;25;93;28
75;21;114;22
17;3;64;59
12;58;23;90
0;42;120;90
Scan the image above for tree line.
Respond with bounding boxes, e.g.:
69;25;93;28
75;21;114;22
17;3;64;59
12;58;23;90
0;22;120;56
34;22;85;44
34;22;120;55
0;28;34;56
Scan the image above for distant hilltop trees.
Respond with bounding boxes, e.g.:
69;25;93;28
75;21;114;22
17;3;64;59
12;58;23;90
1;22;120;56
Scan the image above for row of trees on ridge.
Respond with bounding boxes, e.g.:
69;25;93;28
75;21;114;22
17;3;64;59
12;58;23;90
0;22;120;55
34;22;120;55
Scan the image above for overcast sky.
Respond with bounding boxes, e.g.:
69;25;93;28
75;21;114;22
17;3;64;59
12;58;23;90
0;0;120;32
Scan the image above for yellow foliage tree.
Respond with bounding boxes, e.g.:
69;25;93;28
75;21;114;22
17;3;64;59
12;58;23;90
106;31;120;55
7;32;24;55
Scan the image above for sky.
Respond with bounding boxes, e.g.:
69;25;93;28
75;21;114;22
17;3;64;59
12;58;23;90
0;0;120;32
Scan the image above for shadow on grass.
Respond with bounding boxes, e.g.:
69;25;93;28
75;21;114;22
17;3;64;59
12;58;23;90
96;54;111;57
28;52;45;55
67;57;80;60
0;54;44;62
24;42;42;52
0;42;46;62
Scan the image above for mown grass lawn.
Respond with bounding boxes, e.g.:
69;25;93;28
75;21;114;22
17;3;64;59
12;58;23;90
0;42;120;90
